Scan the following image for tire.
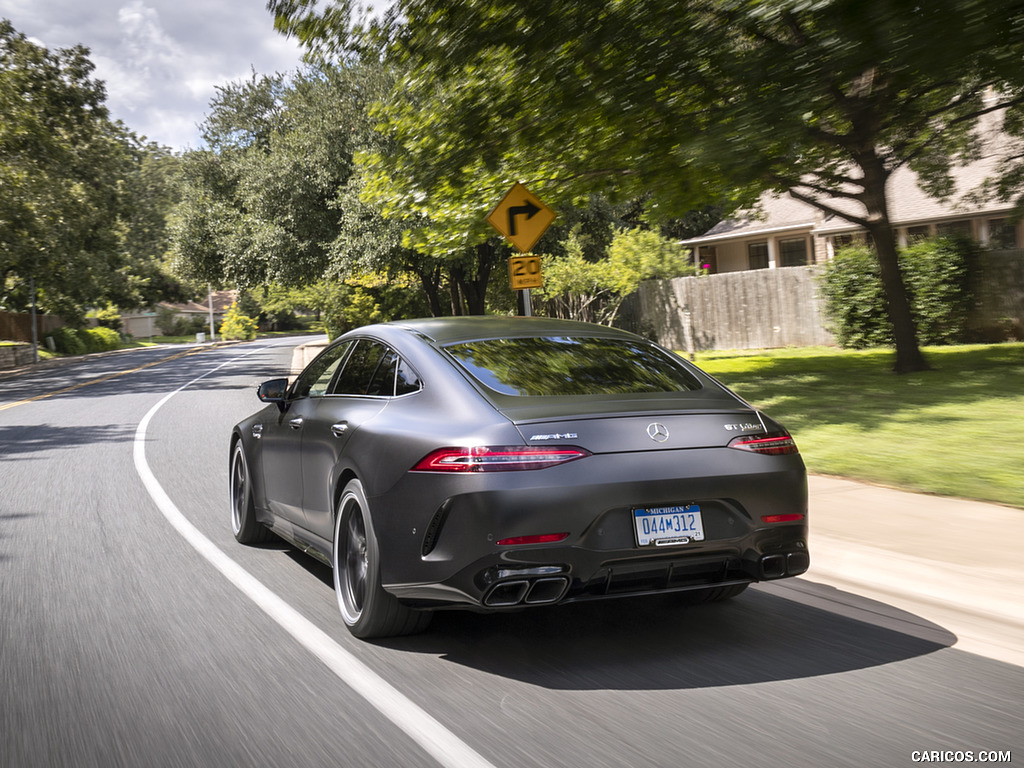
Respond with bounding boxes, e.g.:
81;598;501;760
677;583;749;606
230;440;271;545
333;479;431;639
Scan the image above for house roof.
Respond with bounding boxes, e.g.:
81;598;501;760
160;290;238;315
683;115;1021;244
687;193;822;243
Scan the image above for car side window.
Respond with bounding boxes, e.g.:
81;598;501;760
395;358;422;396
330;340;389;396
366;350;399;396
292;341;352;399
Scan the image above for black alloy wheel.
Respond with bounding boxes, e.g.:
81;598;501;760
230;441;271;545
333;479;431;638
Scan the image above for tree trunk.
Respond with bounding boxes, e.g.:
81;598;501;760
447;268;465;316
414;264;444;317
860;156;930;374
869;224;930;373
449;243;499;316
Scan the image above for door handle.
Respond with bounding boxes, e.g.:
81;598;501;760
331;422;349;438
289;417;304;429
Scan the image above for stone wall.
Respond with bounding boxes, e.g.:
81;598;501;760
0;343;36;370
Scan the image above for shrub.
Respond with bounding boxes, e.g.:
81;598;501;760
155;306;190;336
319;275;427;340
819;246;891;348
902;236;976;345
536;226;694;325
323;286;382;340
820;237;976;348
43;326;121;355
219;302;258;341
48;327;86;355
187;315;209;335
81;327;121;353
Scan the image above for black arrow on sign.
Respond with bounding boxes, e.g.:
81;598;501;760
507;200;540;236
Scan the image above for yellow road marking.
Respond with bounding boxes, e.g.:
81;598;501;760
0;347;212;413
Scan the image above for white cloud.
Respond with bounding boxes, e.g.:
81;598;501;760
0;0;307;150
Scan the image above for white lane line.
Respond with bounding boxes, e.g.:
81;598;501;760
132;345;497;768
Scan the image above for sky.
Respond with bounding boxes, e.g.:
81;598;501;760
0;0;309;152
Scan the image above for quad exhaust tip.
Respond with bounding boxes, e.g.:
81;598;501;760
759;551;810;579
525;577;570;604
484;577;570;607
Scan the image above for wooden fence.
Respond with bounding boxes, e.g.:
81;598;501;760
0;310;64;343
620;251;1024;351
621;265;835;351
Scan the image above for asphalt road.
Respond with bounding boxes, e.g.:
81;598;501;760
1;340;1020;768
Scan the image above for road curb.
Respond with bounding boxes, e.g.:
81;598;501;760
808;534;1024;629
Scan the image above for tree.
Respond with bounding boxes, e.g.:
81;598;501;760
536;226;692;325
170;60;509;316
169;71;340;287
1;20;185;321
115;140;193;308
169;64;425;293
269;0;1024;371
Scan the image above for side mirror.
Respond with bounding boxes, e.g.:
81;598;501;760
257;378;290;412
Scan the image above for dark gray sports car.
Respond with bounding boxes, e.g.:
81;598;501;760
230;316;808;638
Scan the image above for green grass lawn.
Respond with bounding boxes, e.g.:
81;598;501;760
693;343;1024;509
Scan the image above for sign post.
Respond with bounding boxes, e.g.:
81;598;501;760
487;183;556;316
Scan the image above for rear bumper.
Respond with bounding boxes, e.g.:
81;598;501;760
389;535;810;610
372;447;809;610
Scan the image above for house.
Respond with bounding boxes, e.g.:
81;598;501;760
682;123;1023;272
121;290;238;339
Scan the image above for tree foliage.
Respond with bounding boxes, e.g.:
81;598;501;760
821;238;978;348
269;0;1024;370
1;20;185;322
536;226;692;325
170;60;517;316
219;302;259;341
170;69;360;288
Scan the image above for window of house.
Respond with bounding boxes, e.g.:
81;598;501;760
779;238;808;267
748;241;769;269
907;225;931;242
699;246;717;274
833;234;856;250
988;219;1019;250
937;220;973;237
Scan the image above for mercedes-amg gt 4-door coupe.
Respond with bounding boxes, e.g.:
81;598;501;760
230;316;808;638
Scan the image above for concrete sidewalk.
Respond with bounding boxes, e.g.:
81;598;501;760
805;475;1024;666
290;337;1023;666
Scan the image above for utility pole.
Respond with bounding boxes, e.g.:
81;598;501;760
30;275;38;364
208;286;216;342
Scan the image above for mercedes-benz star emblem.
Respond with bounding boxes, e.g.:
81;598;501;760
647;423;670;442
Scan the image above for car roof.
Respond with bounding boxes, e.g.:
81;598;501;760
383;316;643;345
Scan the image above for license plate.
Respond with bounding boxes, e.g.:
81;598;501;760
633;505;705;547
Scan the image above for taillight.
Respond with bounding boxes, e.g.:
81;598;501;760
496;533;569;546
728;432;799;455
761;514;805;523
410;445;591;472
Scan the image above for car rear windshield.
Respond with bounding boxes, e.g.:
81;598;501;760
443;336;703;396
